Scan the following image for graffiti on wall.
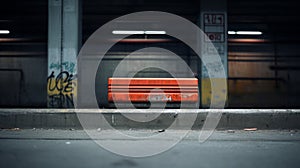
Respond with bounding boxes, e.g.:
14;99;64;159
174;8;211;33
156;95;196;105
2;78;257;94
47;71;77;108
49;62;76;73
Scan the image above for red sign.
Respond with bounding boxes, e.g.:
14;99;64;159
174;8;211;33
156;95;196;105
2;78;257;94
205;33;224;42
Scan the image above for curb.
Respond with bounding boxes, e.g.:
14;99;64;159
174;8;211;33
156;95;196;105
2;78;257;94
0;109;300;129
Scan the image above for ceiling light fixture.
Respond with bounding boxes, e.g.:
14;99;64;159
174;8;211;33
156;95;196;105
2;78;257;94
112;30;166;35
228;31;262;35
228;31;236;35
144;31;166;34
0;30;10;34
112;30;144;35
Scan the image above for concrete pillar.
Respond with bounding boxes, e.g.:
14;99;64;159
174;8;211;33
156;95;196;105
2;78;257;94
199;0;228;108
47;0;81;108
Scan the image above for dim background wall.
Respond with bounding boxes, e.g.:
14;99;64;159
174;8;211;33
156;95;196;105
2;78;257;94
1;0;300;108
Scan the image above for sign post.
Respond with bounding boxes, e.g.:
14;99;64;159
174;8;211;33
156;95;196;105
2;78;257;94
199;0;228;108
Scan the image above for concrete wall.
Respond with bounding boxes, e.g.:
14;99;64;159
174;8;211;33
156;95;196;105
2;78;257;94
0;55;47;107
228;42;300;107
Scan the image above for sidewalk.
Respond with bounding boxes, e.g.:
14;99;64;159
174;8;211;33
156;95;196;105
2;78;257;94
0;109;300;129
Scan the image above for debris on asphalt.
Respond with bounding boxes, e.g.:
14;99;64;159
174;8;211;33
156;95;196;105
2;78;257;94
65;141;71;145
69;128;75;131
97;128;101;132
227;130;235;133
290;130;297;136
10;128;20;131
158;129;165;133
244;128;257;131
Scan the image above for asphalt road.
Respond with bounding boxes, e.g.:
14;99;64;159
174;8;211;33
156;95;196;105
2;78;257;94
0;129;300;168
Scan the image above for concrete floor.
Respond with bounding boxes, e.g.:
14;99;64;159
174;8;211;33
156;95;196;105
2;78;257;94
0;129;300;168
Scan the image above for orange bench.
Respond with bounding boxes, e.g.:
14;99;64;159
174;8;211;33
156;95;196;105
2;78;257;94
108;78;199;103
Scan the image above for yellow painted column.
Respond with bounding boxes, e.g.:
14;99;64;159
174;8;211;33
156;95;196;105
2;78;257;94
199;0;228;108
47;0;81;108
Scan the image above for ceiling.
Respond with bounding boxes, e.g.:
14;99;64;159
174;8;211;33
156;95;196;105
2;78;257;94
0;0;299;56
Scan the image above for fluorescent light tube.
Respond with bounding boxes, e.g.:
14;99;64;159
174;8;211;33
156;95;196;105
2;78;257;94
112;30;166;35
236;31;262;35
144;31;166;34
228;31;262;35
0;30;10;34
228;31;236;35
112;30;144;35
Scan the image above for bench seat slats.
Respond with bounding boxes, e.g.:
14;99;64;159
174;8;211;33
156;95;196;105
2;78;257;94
108;78;198;86
108;93;198;102
108;78;199;103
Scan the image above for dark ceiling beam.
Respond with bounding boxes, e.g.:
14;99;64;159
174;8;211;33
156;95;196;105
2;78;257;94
83;0;200;6
229;15;300;24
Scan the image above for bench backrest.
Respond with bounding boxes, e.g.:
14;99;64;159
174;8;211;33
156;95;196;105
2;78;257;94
108;78;199;103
